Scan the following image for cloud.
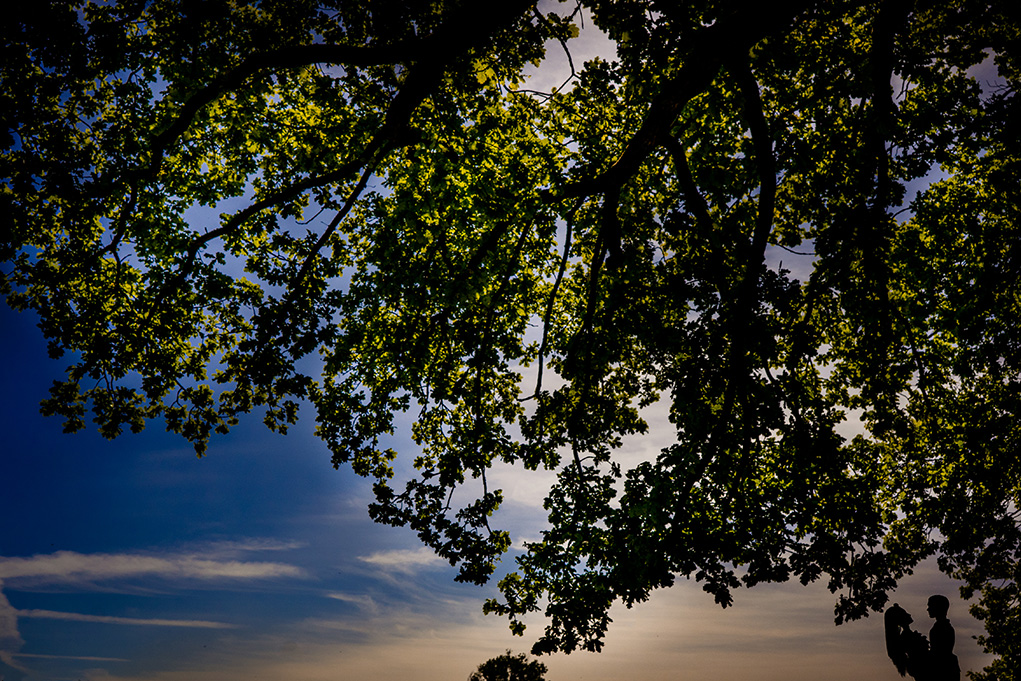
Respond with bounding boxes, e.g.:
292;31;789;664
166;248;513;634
68;600;522;681
190;538;307;558
324;592;377;611
13;653;130;661
357;547;445;573
0;580;27;672
17;609;236;629
0;546;307;675
0;550;307;587
0;582;22;644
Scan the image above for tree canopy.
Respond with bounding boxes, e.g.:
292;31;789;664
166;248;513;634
3;1;1020;677
469;650;549;681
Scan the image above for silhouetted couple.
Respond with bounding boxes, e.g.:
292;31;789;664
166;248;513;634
885;595;961;681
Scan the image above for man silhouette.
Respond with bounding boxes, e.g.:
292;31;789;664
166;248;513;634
926;595;961;681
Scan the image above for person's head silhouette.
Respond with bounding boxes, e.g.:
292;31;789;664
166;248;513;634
927;594;950;621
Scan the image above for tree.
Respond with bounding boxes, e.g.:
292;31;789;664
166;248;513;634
2;0;1020;676
469;650;548;681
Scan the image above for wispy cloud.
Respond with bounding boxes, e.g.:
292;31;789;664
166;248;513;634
357;547;445;573
77;604;524;681
13;652;130;661
0;549;307;587
17;609;236;629
0;580;26;672
325;592;376;610
189;538;307;558
0;583;22;644
0;546;307;675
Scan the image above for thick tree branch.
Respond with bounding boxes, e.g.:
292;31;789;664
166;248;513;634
148;1;534;176
666;57;781;541
559;1;810;201
734;61;776;262
157;0;534;300
665;137;712;231
146;43;417;175
854;0;911;418
665;137;726;287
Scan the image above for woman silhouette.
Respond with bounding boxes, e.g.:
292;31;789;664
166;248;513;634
885;603;932;680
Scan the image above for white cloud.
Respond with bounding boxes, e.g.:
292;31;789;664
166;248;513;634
324;592;377;611
0;579;27;672
12;652;130;661
17;609;236;629
0;582;22;645
0;546;307;674
0;550;307;587
190;538;307;558
357;547;445;572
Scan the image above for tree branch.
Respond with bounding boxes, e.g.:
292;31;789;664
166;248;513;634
558;1;810;201
147;0;534;177
733;61;776;262
666;56;782;538
665;137;713;232
292;161;378;287
146;42;420;176
162;152;374;299
533;201;580;399
153;0;535;300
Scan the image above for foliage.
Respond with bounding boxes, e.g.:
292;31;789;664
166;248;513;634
469;650;548;681
2;1;1020;676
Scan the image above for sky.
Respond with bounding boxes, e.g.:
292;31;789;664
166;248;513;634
0;7;1002;681
0;294;996;681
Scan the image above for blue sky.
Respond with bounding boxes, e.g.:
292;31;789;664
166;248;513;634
0;298;995;681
